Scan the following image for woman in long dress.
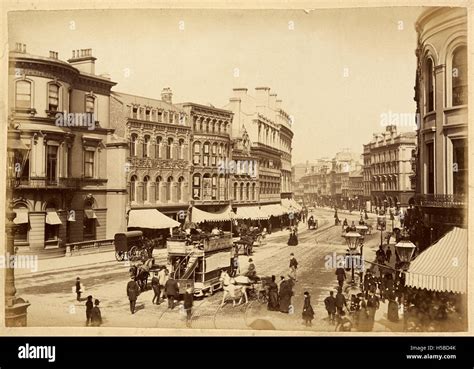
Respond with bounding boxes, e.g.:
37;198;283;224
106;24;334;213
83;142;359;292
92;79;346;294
279;278;294;313
267;275;279;311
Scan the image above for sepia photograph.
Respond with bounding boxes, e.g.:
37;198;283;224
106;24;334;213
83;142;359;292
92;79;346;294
2;4;469;336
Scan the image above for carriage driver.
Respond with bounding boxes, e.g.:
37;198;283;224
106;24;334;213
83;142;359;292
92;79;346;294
244;258;258;283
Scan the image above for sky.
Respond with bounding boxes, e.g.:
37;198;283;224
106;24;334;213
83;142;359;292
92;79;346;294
9;7;424;164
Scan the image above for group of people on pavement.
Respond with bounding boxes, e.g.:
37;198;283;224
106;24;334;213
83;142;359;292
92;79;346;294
74;277;103;327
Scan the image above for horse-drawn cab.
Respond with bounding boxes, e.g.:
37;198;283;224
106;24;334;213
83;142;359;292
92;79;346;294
114;231;150;262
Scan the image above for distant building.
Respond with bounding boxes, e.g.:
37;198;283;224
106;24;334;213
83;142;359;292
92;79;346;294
412;7;467;246
225;87;294;205
362;125;416;212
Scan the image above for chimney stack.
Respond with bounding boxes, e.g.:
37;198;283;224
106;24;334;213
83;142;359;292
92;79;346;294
49;51;58;59
269;93;277;110
255;87;270;108
233;88;248;98
15;43;26;53
161;87;173;104
68;48;96;74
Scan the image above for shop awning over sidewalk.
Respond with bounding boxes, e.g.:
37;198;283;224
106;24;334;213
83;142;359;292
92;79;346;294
235;206;269;220
45;211;62;225
405;227;467;294
128;209;180;229
281;198;303;211
190;205;235;223
13;208;29;224
260;204;287;217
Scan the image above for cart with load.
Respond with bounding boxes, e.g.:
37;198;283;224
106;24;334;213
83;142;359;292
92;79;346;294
114;231;152;262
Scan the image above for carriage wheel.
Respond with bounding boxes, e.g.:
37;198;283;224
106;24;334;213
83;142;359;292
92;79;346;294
115;251;125;261
245;245;251;256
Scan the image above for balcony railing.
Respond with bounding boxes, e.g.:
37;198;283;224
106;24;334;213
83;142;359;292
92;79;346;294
414;194;466;208
18;177;81;189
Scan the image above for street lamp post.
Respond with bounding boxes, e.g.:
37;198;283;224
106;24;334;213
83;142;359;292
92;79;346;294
394;238;416;330
355;225;368;290
377;213;386;247
5;127;30;327
343;231;361;284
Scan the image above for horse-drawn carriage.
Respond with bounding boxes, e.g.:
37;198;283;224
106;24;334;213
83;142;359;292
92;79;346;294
219;271;271;306
114;231;154;262
307;216;318;230
232;228;265;256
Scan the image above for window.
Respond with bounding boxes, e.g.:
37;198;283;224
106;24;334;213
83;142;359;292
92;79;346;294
452;46;467;106
234;183;238;200
426;142;434;194
240;183;244;200
155;176;162;202
145;109;151;121
84;150;95;178
156;137;162;158
211;143;217;166
143;135;150;158
85;95;95;113
16;80;31;109
193;142;201;165
157;111;163;123
48;84;60;111
178;139;184;160
193;174;201;200
166;176;173;202
167;138;173;159
14;207;29;242
178;176;185;202
143;176;149;202
246;183;250;200
452;139;467;195
202;175;212;200
46;145;58;182
130;176;137;202
212;175;217;200
169;113;174;124
132;107;138;119
203;143;210;166
219;176;226;200
83;199;96;240
130;134;138;157
425;58;435;112
252;183;256;200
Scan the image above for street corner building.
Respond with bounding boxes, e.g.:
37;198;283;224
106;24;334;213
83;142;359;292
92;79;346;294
8;46;121;257
412;7;467;248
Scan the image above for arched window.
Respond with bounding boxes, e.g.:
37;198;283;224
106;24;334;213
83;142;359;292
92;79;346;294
178;139;184;160
130;134;138;157
193;174;201;200
143;135;150;158
193;142;201;165
452;46;467;106
203;142;210;166
211;174;218;200
15;80;32;109
211;143;218;166
166;176;173;202
156;137;162;158
233;182;238;201
48;83;60;112
219;175;226;200
251;183;256;200
240;183;244;201
167;138;173;159
425;58;435;113
177;176;185;202
130;175;137;202
246;183;250;200
143;176;150;202
155;176;162;202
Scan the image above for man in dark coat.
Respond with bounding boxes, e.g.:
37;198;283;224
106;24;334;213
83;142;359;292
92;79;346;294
324;291;337;323
289;253;298;281
90;299;103;327
126;277;140;314
385;246;392;263
85;295;93;326
75;277;82;301
335;267;346;288
151;272;160;305
165;276;180;309
279;278;294;313
335;288;348;316
183;284;194;327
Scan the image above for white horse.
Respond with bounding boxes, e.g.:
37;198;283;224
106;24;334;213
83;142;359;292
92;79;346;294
219;270;250;307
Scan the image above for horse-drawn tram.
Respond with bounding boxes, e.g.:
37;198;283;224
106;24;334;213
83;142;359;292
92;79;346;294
167;232;233;297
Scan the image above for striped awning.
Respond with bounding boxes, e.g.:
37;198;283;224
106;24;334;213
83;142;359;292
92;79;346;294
260;204;287;217
235;206;269;220
128;209;180;229
405;227;467;294
281;198;303;212
190;205;235;223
